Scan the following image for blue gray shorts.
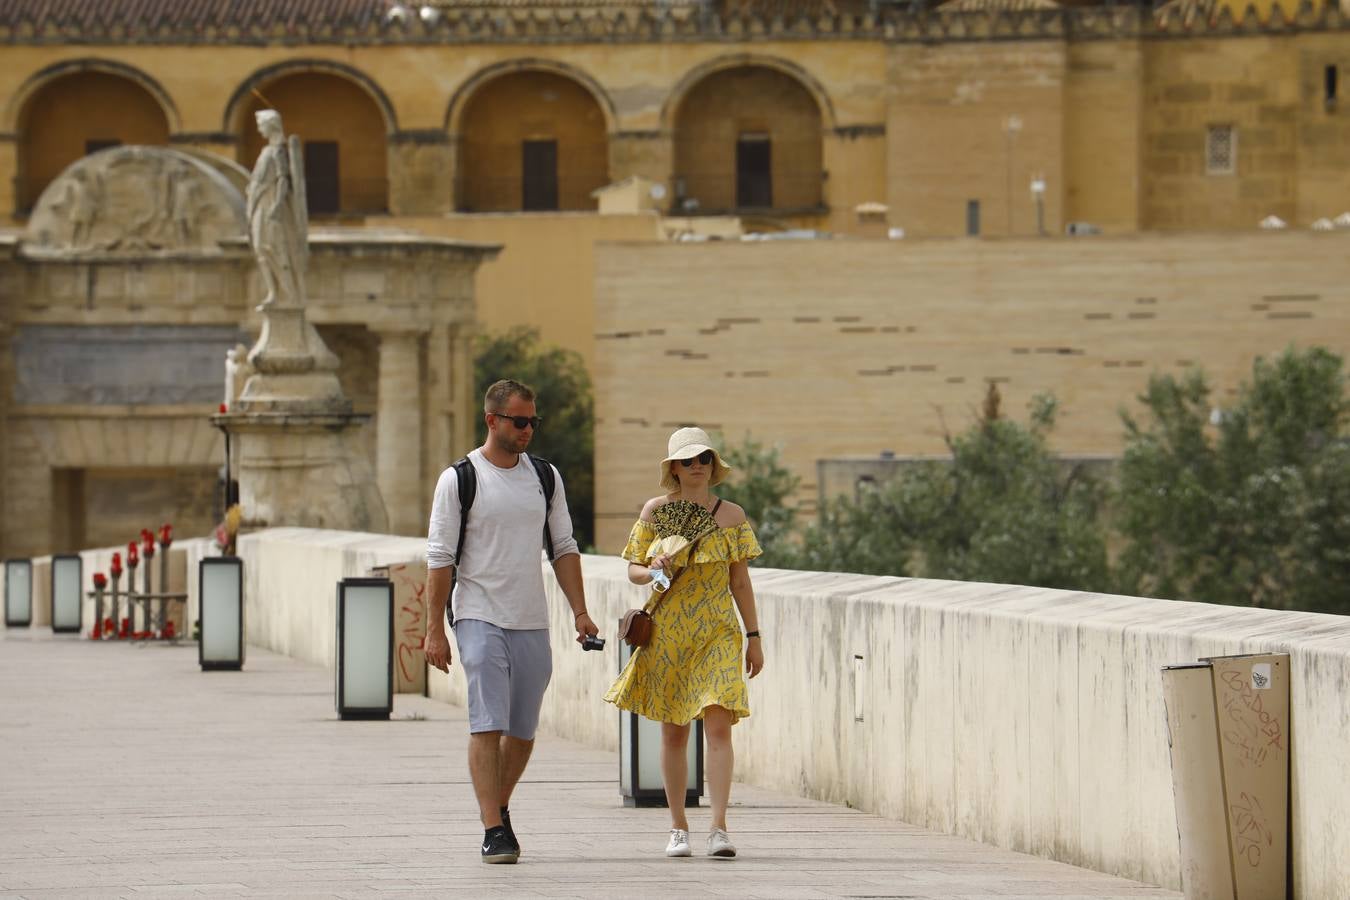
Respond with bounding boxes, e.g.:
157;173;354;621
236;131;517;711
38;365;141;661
453;619;552;739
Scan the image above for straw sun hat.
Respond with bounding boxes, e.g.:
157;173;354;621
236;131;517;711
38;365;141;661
659;426;732;492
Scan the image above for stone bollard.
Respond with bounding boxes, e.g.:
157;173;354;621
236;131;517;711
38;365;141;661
109;553;124;640
126;541;140;638
140;530;157;638
157;524;173;637
90;573;108;639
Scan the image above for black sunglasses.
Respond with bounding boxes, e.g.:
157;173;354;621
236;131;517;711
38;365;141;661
491;412;542;430
679;450;715;467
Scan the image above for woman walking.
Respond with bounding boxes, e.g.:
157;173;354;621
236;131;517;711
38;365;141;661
604;426;765;859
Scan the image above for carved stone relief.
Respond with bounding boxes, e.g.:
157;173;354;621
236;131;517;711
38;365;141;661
23;147;247;259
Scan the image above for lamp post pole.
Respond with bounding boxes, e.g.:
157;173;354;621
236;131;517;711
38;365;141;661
1030;174;1047;237
1004;114;1022;235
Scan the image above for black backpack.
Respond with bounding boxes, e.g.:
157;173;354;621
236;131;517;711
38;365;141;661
445;454;557;625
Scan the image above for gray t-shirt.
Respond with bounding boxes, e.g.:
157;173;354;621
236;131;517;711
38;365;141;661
426;448;579;630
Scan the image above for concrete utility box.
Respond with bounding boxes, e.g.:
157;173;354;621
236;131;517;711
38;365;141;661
1161;653;1290;900
1162;664;1233;899
370;562;427;696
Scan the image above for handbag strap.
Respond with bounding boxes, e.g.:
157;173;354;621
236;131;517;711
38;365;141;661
646;498;721;614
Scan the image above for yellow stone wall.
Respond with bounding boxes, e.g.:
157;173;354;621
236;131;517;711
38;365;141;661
887;40;1067;237
1064;40;1143;233
391;213;663;364
1141;37;1300;229
591;232;1350;551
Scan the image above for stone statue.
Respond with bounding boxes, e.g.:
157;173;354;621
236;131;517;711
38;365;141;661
246;110;308;309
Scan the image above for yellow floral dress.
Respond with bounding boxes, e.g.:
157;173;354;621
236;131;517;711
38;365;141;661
604;518;762;725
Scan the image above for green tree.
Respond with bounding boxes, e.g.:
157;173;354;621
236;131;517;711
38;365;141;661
899;390;1110;589
1116;346;1350;613
789;482;917;576
474;327;595;548
721;388;1110;589
716;437;800;566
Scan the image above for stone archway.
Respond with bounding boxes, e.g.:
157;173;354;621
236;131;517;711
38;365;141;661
12;64;173;213
451;66;611;212
669;61;826;214
230;65;392;216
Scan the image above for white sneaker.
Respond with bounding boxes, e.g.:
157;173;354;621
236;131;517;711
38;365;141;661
665;828;692;858
707;827;736;858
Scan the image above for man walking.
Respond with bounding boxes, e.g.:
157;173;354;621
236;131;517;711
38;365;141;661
422;379;598;864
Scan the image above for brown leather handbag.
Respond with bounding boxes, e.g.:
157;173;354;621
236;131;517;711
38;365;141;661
619;533;706;649
618;607;654;648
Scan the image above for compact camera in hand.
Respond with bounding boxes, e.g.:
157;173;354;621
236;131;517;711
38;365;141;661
581;634;606;652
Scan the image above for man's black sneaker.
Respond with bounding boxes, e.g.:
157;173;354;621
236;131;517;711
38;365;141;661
481;826;519;864
500;807;521;855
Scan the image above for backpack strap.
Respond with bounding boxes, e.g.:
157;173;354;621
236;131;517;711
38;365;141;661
446;456;477;626
529;454;558;561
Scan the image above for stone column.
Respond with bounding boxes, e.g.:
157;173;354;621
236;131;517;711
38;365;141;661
374;326;426;536
451;324;476;459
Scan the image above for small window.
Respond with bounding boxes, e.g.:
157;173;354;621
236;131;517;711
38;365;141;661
85;139;120;155
522;139;559;211
1326;65;1339;106
1206;125;1237;176
966;199;981;236
303;140;340;215
736;133;773;209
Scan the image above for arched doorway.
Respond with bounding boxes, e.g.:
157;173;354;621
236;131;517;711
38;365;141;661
16;70;171;212
672;65;824;214
456;70;609;213
235;70;390;216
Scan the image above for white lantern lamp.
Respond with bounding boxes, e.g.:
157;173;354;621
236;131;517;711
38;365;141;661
618;635;704;807
335;578;394;721
4;559;32;628
50;555;82;634
199;557;244;670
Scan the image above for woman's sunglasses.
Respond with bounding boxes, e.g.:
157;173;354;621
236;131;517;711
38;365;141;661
491;412;542;430
679;450;716;467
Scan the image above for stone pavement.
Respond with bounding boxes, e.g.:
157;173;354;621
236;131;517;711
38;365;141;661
0;632;1181;899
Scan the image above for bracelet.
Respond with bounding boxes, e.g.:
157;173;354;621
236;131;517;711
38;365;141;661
574;610;588;621
745;630;760;639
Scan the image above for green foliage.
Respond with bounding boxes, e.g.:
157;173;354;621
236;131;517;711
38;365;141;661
902;396;1111;590
789;483;917;576
716;437;800;567
1116;346;1350;613
719;390;1110;590
473;326;595;548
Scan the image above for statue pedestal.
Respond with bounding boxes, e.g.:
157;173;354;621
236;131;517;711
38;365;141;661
234;307;347;414
212;411;389;534
216;307;389;534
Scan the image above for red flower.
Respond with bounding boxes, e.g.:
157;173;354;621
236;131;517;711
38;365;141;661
128;542;139;566
93;572;108;589
111;552;123;577
159;523;173;547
